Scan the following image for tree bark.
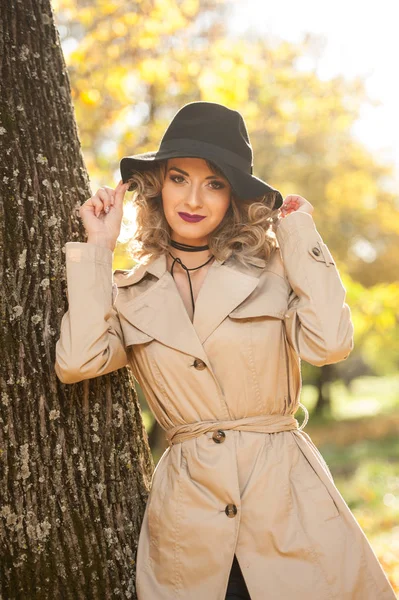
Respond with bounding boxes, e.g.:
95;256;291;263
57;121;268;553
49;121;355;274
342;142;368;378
0;2;153;598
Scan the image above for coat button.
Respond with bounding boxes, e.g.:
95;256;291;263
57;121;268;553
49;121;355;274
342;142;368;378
225;504;238;518
212;430;226;443
312;246;321;256
193;358;206;370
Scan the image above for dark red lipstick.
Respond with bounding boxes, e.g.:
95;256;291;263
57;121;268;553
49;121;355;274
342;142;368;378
178;212;206;223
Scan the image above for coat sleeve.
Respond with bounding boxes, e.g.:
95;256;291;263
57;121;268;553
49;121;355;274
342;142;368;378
54;242;129;384
275;211;354;367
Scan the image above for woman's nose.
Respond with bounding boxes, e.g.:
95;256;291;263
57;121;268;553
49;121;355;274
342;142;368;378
185;185;203;207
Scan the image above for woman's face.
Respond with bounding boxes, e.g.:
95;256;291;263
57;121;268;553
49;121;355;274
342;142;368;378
161;157;232;245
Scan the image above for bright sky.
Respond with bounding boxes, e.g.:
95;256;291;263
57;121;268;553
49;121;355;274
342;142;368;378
229;0;399;187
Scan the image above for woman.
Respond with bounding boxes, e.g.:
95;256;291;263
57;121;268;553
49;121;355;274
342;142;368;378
55;102;396;599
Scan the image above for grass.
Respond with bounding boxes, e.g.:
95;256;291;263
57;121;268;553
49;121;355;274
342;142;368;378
301;374;399;596
301;374;399;420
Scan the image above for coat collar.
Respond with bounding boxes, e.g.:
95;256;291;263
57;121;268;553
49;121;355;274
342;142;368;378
114;253;168;286
114;252;264;362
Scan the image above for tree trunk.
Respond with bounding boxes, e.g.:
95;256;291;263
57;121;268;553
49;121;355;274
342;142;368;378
314;364;334;416
0;2;153;598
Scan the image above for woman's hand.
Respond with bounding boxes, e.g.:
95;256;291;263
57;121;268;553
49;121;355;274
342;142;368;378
78;180;130;250
278;195;314;219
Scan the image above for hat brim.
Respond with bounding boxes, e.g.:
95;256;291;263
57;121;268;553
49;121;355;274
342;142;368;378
120;150;283;209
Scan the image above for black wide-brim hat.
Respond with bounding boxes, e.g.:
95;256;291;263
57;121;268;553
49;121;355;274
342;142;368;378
120;101;283;210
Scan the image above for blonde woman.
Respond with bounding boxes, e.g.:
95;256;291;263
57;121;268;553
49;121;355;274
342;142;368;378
55;102;396;599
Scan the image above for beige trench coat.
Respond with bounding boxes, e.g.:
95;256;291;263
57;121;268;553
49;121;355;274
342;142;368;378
55;211;396;599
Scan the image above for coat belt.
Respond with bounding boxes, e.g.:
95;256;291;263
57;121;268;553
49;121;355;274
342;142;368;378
165;403;309;446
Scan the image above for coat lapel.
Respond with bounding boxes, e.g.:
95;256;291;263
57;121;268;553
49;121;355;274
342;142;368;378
115;255;208;362
114;252;262;361
192;259;261;343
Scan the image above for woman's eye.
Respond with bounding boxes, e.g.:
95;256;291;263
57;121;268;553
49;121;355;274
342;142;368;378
209;180;225;190
169;175;225;189
170;175;185;183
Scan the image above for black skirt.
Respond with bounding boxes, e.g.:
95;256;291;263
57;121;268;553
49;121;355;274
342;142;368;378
225;554;251;600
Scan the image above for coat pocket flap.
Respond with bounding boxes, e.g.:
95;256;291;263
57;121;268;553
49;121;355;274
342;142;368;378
228;294;286;320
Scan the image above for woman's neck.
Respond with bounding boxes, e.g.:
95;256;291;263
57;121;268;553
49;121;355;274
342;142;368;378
166;238;214;272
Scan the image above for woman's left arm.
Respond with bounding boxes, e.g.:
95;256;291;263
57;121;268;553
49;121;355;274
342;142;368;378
276;195;354;367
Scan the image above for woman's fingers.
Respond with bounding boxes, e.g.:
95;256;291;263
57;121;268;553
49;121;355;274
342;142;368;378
97;187;114;214
93;194;108;218
113;180;130;208
80;181;129;220
92;185;120;217
279;194;314;216
280;200;299;216
80;195;103;218
279;195;302;218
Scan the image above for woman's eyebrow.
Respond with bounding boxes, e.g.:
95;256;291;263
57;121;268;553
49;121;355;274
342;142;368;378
168;166;224;180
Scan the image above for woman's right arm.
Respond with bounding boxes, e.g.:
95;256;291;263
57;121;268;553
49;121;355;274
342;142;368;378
54;242;128;384
54;180;131;384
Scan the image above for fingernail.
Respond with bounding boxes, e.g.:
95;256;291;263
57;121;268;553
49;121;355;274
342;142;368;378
105;206;110;214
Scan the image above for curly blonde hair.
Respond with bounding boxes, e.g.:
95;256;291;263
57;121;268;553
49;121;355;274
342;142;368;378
121;159;282;269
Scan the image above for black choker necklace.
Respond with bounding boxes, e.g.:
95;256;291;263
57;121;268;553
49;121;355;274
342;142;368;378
168;240;214;317
170;239;209;252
